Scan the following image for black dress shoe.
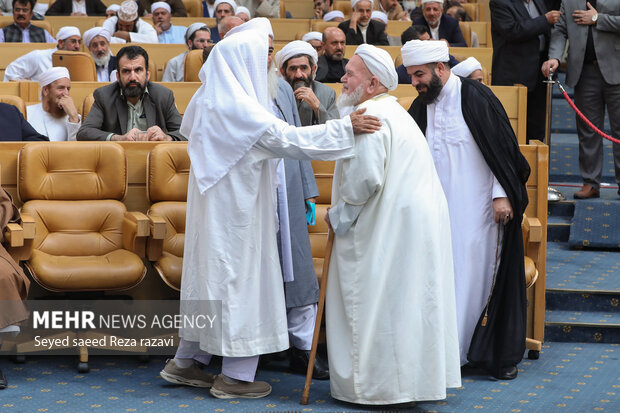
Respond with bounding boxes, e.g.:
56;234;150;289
0;368;7;389
493;365;518;380
289;347;329;380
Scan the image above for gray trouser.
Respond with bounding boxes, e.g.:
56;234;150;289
573;62;620;189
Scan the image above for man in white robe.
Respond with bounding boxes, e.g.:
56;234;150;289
159;21;381;399
27;67;80;141
325;44;461;405
3;26;81;81
403;40;530;380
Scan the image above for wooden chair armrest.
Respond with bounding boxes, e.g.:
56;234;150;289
146;215;166;261
123;212;150;257
20;213;35;240
148;215;167;240
4;223;24;247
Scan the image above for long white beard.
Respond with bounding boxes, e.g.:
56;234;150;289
336;83;365;113
93;52;111;68
267;63;279;102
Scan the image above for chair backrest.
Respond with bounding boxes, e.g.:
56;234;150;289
52;51;97;81
0;95;26;118
147;143;190;203
311;20;338;33
463;3;479;21
182;0;202;17
458;21;472;47
82;93;94;118
183;49;203;82
285;0;316;18
18;142;127;202
333;1;352;17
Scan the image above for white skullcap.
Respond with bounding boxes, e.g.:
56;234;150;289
56;26;80;40
185;22;209;42
151;1;171;13
275;40;318;70
301;31;322;43
117;0;139;21
225;17;273;39
214;0;237;12
235;6;250;16
355;44;398;91
371;10;388;24
39;67;70;87
323;10;344;21
83;27;111;47
106;4;120;12
351;0;372;10
451;56;483;78
421;0;443;5
401;39;449;66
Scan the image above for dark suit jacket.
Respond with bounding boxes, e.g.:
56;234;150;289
338;19;389;45
0;103;47;141
45;0;107;15
490;0;551;90
210;27;221;43
105;55;117;78
77;82;186;141
315;55;349;83
411;14;467;46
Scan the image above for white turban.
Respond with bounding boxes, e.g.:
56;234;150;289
225;17;273;39
235;6;250;17
214;0;237;13
106;4;120;13
185;22;209;42
117;0;139;21
56;26;80;40
351;0;372;10
421;0;443;5
39;67;70;87
355;44;398;91
151;1;171;13
371;11;388;24
451;56;483;78
83;27;111;47
323;10;344;21
401;40;449;67
301;31;322;43
275;40;318;70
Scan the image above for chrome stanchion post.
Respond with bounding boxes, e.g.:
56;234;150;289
545;68;565;202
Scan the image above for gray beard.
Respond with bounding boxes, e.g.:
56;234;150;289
93;52;111;68
336;83;365;111
267;63;279;102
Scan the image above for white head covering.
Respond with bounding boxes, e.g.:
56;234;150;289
235;6;250;17
371;10;388;24
301;31;322;43
185;22;209;42
421;0;443;5
39;67;70;87
451;56;483;78
83;27;111;47
323;10;344;21
401;39;449;66
151;1;171;13
354;44;398;91
214;0;237;13
225;17;273;39
56;26;81;40
182;29;282;193
117;0;139;21
106;4;120;13
275;40;318;70
351;0;372;10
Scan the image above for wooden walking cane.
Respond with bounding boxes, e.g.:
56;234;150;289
300;229;334;405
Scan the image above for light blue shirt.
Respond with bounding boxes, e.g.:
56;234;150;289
157;25;186;44
0;23;56;43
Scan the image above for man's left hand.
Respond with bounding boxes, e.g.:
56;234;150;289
349;108;382;135
573;2;597;25
493;197;513;224
113;31;131;41
294;87;320;114
58;96;79;124
146;125;173;141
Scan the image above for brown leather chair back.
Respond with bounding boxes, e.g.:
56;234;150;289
183;49;203;82
147;143;190;202
52;51;98;81
0;95;26;118
183;0;202;17
334;1;352;17
82;94;95;118
458;22;472;47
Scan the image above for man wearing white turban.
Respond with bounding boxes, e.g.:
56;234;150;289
235;5;250;20
451;56;484;83
152;2;186;43
325;43;461;405
301;31;324;56
338;0;389;45
4;26;80;81
403;39;531;381
322;9;344;21
162;23;211;81
103;0;158;43
27;67;80;141
83;27;116;82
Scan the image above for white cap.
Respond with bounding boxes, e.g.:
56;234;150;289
401;39;450;67
235;6;250;17
351;0;372;10
83;27;111;47
106;4;120;13
323;10;344;21
421;0;443;5
355;44;398;91
451;56;483;78
275;40;319;70
225;17;273;39
301;31;322;43
214;0;237;13
185;22;209;42
151;1;171;13
117;0;139;21
39;67;70;87
56;26;81;40
371;10;388;24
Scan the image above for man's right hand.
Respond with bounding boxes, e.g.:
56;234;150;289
349;108;382;135
154;24;164;35
545;10;561;24
541;59;559;78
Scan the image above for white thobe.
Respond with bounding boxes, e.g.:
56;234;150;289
26;103;80;141
95;62;111;82
162;52;186;82
426;73;506;365
103;17;159;43
326;95;461;404
3;48;54;82
179;117;355;357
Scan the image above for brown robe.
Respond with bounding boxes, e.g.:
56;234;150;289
0;186;29;329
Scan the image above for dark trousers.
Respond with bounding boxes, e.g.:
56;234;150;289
526;54;549;142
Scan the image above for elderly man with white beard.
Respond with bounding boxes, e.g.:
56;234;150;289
324;43;461;405
83;27;116;82
159;18;381;399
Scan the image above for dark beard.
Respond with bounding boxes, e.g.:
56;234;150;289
291;77;312;90
418;72;443;105
122;81;146;99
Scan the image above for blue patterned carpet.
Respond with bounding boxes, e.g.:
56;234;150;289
1;342;619;413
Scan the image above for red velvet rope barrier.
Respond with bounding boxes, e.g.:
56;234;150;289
557;82;620;145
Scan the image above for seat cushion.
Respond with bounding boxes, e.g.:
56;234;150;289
524;256;538;289
28;249;146;292
155;251;183;290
